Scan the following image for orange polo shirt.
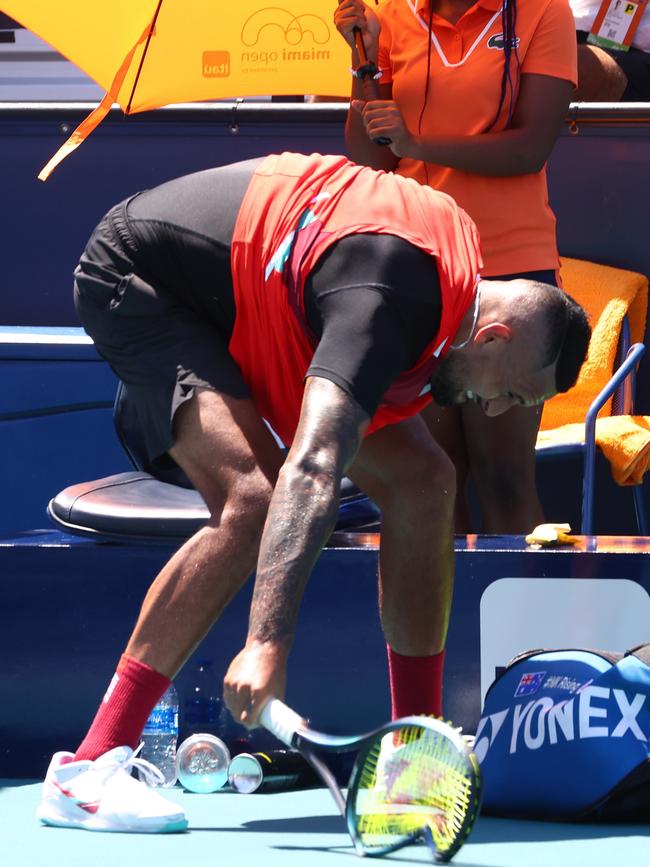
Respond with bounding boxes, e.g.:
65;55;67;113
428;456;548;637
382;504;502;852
376;0;577;276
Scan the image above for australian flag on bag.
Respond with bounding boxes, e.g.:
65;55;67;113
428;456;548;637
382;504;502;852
475;644;650;820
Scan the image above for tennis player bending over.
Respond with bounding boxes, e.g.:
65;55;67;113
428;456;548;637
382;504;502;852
37;152;590;833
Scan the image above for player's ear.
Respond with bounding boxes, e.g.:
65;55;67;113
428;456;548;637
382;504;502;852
473;322;511;344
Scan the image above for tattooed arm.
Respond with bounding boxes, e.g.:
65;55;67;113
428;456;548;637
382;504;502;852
223;375;370;725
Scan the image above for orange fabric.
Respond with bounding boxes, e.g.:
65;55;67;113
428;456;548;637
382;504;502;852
537;417;650;486
537;257;650;486
37;94;113;182
37;17;156;180
376;0;577;276
540;257;648;430
230;152;482;445
591;417;650;486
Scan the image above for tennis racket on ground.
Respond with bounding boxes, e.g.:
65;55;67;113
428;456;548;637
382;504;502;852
260;698;481;862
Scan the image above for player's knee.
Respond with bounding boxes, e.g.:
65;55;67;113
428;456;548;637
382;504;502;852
213;470;274;544
235;470;275;517
393;447;457;520
422;454;457;522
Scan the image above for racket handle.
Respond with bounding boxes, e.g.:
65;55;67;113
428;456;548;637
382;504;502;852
352;27;391;147
259;698;304;747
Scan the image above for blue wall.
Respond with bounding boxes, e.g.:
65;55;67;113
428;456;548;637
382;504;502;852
0;104;346;327
2;103;650;381
3;531;650;778
0;330;131;536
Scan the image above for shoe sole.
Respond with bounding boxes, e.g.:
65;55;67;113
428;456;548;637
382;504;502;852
37;805;188;834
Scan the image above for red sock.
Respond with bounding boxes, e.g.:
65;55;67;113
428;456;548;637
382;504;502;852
387;645;445;719
75;654;171;761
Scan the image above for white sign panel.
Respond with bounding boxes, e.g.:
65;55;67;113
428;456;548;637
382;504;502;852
480;578;650;704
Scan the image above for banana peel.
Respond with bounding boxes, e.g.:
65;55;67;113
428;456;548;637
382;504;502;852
525;523;579;548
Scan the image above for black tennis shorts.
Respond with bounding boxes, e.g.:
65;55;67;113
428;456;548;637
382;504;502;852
73;196;249;471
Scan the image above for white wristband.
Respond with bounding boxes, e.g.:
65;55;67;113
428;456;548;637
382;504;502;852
349;66;383;80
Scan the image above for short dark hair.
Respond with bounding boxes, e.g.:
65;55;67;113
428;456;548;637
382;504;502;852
536;283;592;393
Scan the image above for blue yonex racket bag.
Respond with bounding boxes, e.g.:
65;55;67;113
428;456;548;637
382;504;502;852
476;644;650;820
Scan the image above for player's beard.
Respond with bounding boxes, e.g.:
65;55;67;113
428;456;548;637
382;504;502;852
429;353;471;407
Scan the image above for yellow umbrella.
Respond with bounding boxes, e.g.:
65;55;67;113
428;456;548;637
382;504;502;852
1;1;353;179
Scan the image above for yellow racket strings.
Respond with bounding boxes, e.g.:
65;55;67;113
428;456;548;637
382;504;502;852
352;724;475;854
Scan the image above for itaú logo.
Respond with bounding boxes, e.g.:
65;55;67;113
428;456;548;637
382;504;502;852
203;51;230;78
241;7;331;46
474;686;647;761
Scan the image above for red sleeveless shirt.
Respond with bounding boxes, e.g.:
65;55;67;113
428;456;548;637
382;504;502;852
230;152;481;445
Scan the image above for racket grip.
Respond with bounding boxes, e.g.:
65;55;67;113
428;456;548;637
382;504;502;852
259;698;303;747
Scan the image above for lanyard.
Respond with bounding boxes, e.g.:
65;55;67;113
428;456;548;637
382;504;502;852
407;0;504;67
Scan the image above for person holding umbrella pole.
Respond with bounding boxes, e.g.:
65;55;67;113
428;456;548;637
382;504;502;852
349;15;392;146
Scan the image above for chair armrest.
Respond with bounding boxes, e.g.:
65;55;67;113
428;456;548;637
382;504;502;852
585;343;645;437
582;342;645;534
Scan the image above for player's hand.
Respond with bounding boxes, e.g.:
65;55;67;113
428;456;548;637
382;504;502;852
223;640;289;728
351;99;415;157
334;0;381;60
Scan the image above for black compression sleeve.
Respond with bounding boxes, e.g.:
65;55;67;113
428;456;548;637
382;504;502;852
304;234;442;418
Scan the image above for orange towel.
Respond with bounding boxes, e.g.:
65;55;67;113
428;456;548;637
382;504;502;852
541;258;648;430
538;258;649;486
537;416;650;485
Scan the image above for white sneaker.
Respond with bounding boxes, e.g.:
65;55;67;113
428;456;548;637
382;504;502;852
36;746;188;833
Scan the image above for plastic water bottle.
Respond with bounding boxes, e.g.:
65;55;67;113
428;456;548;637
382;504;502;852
183;659;223;736
141;683;179;787
176;733;231;793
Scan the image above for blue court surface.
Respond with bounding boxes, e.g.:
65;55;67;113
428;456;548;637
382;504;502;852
2;780;648;867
